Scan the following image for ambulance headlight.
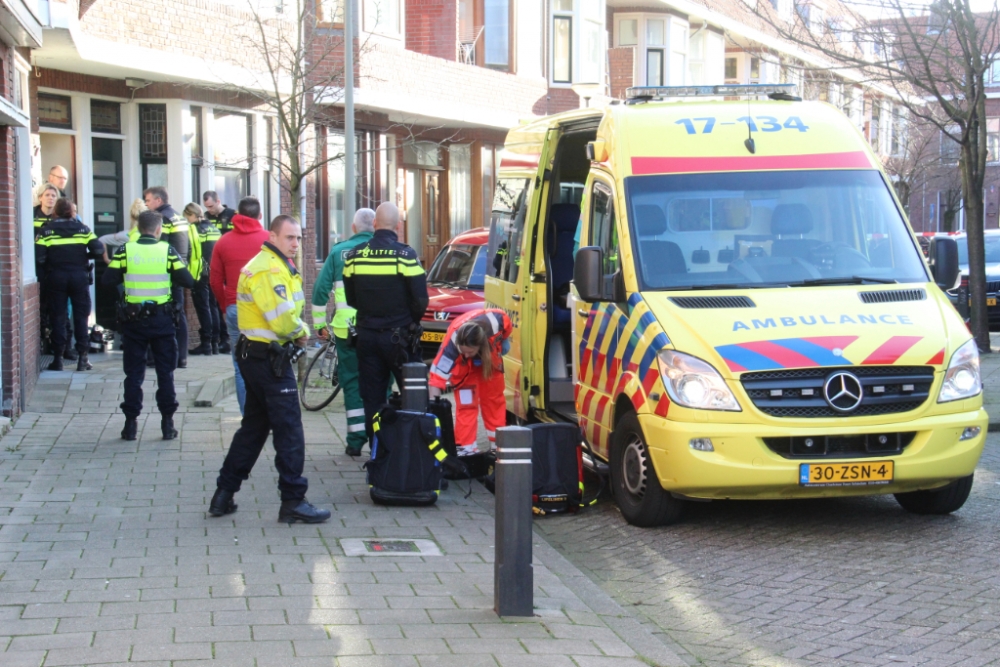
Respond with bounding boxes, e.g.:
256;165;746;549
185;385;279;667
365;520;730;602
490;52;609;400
938;339;982;403
657;350;741;412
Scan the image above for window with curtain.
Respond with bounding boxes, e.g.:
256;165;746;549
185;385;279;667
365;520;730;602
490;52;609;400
449;145;472;237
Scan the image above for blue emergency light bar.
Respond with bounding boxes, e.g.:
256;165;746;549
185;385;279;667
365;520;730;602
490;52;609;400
625;84;799;100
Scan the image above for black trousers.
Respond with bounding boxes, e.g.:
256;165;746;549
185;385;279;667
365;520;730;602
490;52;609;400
121;311;178;418
215;291;228;342
216;355;308;501
357;327;421;443
173;287;188;364
46;271;91;355
191;279;220;344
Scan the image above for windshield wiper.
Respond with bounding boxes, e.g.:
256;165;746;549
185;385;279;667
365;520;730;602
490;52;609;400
429;279;463;288
793;276;898;287
674;282;782;291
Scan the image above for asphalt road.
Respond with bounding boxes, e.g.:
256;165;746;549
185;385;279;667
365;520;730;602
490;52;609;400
535;435;1000;667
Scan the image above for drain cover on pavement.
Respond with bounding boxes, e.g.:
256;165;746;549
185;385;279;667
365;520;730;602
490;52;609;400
340;538;442;557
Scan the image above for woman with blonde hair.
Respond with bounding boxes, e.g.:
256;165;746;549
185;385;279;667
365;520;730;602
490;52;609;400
33;183;61;232
100;198;146;264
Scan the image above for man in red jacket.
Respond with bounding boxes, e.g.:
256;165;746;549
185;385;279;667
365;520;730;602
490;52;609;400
209;196;270;414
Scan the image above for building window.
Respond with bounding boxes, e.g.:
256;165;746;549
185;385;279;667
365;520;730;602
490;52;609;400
450;144;472;236
91;99;121;134
363;0;401;34
553;15;572;83
213;111;252;210
318;0;343;24
38;93;73;129
616;13;686;87
619;18;637;46
870;102;881;153
941;130;960;163
139;103;168;189
189;106;204;202
725;56;737;80
483;0;511;70
646;50;664;86
989;132;1000;163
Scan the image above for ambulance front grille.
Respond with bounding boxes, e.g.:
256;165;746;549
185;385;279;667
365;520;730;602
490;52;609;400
740;366;934;418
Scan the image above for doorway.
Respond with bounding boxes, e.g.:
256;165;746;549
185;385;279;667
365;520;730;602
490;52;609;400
92;137;124;329
403;168;443;267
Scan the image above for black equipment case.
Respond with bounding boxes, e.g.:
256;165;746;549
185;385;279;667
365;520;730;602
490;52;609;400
366;405;447;506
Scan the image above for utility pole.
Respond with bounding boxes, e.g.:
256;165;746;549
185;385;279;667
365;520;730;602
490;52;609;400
344;0;356;234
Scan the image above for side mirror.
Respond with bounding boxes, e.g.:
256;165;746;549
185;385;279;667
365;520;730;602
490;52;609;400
929;236;959;291
574;246;604;302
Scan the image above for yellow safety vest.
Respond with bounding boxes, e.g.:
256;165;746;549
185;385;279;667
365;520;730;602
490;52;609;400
119;241;173;304
237;245;309;344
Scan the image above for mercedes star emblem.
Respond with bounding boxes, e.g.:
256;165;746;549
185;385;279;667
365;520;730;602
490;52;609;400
823;371;864;413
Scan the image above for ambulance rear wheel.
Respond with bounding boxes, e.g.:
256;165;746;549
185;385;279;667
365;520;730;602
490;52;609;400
894;474;974;515
610;412;684;527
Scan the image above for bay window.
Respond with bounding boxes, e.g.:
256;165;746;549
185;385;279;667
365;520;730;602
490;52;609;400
614;13;687;87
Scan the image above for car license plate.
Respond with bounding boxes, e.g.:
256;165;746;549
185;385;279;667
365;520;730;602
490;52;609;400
799;461;894;487
421;331;446;343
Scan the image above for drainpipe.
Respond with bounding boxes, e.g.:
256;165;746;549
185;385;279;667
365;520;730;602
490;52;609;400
345;0;355;230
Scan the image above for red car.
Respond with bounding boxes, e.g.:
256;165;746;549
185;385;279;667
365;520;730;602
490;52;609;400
420;227;489;359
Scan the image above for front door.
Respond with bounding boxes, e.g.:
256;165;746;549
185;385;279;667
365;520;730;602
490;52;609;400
92;138;124;330
422;171;442;266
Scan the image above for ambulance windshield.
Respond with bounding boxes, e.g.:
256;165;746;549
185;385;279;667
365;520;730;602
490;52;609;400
624;170;928;290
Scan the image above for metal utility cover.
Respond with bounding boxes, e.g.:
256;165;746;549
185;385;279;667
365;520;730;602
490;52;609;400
340;538;442;557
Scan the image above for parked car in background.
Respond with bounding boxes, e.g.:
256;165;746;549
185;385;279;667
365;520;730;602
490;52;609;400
419;228;489;359
947;229;1000;329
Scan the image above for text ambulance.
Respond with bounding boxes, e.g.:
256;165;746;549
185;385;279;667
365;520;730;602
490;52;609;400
484;84;986;527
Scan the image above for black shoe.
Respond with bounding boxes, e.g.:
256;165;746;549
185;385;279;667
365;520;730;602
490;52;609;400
211;342;220;355
208;488;238;516
345;446;363;457
177;359;188;369
121;417;138;441
76;352;92;371
47;354;63;371
278;499;331;524
161;415;177;440
63;347;78;361
189;342;213;356
218;340;231;354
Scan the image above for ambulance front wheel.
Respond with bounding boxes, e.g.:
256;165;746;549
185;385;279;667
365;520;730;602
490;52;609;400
610;412;684;527
893;474;974;515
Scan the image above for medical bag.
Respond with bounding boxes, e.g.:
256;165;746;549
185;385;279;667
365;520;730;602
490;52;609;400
426;396;494;480
485;422;585;514
366;405;446;506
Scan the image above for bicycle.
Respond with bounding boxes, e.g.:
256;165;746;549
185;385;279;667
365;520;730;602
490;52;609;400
299;339;342;411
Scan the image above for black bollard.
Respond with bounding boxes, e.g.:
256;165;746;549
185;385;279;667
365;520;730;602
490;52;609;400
401;362;428;412
494;426;533;617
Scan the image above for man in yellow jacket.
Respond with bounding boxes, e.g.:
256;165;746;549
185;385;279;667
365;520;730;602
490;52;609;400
209;215;331;524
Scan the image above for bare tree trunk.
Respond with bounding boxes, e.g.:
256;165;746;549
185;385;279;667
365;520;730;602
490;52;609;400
961;124;991;351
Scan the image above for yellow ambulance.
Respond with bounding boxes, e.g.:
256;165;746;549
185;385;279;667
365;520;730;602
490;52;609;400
484;84;986;526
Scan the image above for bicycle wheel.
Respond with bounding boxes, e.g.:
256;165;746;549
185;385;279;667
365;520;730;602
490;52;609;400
299;341;342;411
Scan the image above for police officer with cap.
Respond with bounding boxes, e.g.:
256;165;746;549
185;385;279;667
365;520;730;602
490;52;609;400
343;202;429;442
102;210;195;441
209;215;331;524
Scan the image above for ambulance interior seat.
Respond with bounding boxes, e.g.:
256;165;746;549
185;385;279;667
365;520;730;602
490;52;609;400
634;205;686;284
770;204;821;259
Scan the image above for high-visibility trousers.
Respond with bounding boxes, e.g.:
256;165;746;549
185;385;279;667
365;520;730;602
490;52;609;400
454;368;505;451
335;334;368;451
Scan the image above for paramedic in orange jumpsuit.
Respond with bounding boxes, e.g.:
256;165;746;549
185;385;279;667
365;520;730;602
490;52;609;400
428;309;512;456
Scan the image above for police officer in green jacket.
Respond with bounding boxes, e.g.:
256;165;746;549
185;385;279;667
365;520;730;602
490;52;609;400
312;208;375;456
102;211;195;441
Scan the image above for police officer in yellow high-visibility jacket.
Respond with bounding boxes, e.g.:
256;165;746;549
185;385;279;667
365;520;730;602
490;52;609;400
210;215;331;525
102;211;195;442
143;187;193;368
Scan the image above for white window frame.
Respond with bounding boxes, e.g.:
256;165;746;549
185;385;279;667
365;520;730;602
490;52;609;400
613;12;688;88
362;0;403;39
550;0;606;88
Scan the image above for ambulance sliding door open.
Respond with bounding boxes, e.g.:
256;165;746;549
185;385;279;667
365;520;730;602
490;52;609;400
538;126;597;420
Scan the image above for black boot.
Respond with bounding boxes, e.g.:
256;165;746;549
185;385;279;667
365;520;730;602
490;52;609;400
161;415;177;440
121;417;138;441
211;341;220;355
208;488;238;517
218;339;231;354
189;340;213;356
278;499;331;524
47;354;63;371
76;351;92;371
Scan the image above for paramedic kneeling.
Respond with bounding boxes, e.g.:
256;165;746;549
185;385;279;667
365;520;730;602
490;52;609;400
428;309;512;455
209;215;330;525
